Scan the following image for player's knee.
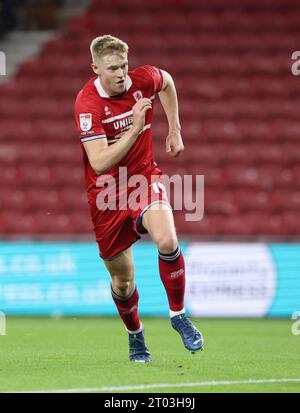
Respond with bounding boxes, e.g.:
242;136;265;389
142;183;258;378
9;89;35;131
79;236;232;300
156;232;178;254
116;281;131;296
111;277;134;297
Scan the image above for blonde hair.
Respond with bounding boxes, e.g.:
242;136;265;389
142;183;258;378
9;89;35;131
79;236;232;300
90;35;129;62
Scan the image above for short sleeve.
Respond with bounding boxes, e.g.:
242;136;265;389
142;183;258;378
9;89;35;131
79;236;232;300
74;93;107;143
142;65;164;94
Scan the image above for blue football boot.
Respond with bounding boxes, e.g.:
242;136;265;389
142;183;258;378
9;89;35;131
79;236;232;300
128;329;151;363
171;314;204;353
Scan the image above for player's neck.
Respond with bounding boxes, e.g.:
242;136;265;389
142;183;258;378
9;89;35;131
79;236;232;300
109;91;127;98
99;78;126;99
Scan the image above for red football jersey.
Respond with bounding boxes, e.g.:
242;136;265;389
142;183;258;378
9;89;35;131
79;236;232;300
74;65;163;192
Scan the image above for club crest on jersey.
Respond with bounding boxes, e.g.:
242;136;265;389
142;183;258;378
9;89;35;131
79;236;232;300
133;90;143;101
79;113;92;131
104;106;112;116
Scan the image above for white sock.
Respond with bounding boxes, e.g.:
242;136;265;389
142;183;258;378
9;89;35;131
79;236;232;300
170;308;185;318
127;323;144;335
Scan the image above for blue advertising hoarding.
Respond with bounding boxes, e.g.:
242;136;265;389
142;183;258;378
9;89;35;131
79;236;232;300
0;242;187;316
0;242;299;317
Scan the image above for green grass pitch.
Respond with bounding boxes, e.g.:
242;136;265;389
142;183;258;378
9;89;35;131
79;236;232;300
0;317;299;393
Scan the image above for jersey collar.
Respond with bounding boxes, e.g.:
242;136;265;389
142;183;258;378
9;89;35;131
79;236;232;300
94;75;132;98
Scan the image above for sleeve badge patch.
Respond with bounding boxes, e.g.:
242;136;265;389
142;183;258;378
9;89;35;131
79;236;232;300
80;113;92;131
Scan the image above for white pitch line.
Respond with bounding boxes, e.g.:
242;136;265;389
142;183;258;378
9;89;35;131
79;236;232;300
7;378;300;393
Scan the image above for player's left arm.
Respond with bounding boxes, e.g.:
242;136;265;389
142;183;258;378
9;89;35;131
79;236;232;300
158;70;184;158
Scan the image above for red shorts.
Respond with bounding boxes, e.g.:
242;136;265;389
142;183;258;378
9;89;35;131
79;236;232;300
87;167;171;260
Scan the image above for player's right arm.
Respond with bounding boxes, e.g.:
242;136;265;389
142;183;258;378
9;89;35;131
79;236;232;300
79;98;152;176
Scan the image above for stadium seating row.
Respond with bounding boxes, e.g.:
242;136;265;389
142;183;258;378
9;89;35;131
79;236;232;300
2;210;300;235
